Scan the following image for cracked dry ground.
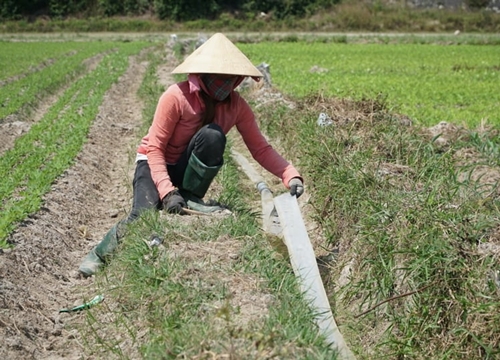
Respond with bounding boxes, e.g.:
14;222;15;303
0;50;154;359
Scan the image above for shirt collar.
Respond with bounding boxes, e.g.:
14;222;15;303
188;73;203;94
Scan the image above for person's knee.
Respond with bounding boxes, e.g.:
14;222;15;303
202;123;226;145
195;124;226;165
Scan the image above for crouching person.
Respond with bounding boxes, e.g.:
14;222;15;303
79;33;304;276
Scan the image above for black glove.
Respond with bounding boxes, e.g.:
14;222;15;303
289;178;304;198
162;190;187;214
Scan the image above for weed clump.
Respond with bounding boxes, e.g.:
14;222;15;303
251;88;500;359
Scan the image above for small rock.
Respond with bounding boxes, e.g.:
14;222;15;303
317;113;333;127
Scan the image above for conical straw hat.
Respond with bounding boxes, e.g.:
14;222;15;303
171;33;263;78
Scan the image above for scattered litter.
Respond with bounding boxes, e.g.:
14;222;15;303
317;113;333;126
59;294;104;313
149;236;163;247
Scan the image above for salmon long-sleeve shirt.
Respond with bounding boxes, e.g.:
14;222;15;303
136;75;302;200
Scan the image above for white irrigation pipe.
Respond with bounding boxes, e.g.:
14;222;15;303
231;149;355;359
231;150;281;235
274;194;355;359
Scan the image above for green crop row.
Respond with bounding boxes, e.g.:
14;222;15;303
239;42;500;128
0;41;131;120
0;41;150;245
0;41;91;81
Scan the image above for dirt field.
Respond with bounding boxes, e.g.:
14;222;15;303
0;49;156;359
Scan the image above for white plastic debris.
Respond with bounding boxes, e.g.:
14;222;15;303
317;113;333;126
149;236;163;247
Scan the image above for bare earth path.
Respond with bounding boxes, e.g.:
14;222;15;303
0;51;150;359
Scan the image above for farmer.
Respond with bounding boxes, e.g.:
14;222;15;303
79;33;304;276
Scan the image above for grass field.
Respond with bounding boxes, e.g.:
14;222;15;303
239;41;500;128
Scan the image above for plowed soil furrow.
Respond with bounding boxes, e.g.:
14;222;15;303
0;53;105;157
0;50;150;359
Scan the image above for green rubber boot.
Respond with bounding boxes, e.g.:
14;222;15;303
79;224;120;277
181;153;222;199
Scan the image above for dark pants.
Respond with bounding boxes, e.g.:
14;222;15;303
86;123;226;264
126;123;226;223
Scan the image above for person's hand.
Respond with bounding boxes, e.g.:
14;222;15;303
289;178;304;198
162;190;187;214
